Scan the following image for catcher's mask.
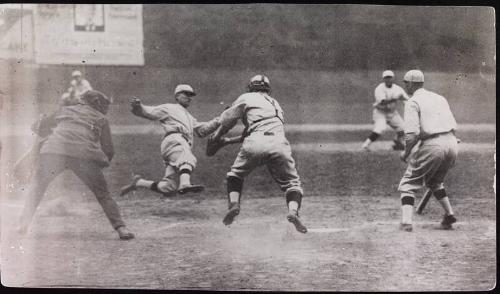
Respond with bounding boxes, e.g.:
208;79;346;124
247;74;271;93
81;90;112;114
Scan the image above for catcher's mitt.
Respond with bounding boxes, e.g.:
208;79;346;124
206;134;226;157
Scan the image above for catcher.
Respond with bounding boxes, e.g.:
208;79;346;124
120;84;221;197
16;90;135;240
206;75;307;233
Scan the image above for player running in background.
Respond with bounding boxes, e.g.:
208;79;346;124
398;70;459;232
207;75;307;233
17;90;135;240
362;70;409;151
120;84;221;197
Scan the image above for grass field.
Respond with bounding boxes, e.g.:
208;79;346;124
0;126;496;291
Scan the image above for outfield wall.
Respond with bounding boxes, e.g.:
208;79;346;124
0;5;495;125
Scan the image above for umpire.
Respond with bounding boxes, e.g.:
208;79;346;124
17;90;134;240
398;70;458;232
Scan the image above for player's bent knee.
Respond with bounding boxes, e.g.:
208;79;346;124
401;196;415;206
433;189;447;200
285;189;303;208
227;175;243;193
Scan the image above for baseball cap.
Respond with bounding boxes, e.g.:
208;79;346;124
72;70;82;77
382;70;394;78
403;70;424;82
174;84;196;96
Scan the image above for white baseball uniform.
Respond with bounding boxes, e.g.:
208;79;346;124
372;82;409;134
219;92;302;194
398;88;458;196
137;103;220;193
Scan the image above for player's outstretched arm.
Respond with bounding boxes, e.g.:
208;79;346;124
194;116;222;138
223;134;245;144
129;97;158;120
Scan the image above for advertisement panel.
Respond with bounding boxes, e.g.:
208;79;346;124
0;4;34;61
33;4;144;65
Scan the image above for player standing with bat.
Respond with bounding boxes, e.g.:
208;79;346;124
398;70;459;232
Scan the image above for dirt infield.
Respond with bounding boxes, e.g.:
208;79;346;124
0;130;496;291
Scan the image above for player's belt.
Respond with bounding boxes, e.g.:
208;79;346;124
163;131;180;138
422;130;453;141
163;131;191;145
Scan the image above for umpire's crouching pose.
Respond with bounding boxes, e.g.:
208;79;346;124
17;90;134;240
398;70;459;232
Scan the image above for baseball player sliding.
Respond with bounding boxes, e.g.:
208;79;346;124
120;84;221;197
206;75;307;233
362;70;409;151
398;70;458;232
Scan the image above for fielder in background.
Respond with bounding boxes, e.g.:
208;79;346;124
120;84;221;197
17;90;135;240
61;70;93;106
207;75;307;233
398;69;458;232
362;70;409;151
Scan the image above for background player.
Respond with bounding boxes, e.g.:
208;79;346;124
362;70;409;151
61;70;93;106
208;75;307;233
16;90;135;240
398;69;459;232
120;84;221;197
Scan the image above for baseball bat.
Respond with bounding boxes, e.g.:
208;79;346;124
416;188;433;215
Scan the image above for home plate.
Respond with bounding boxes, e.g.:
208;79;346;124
308;227;350;233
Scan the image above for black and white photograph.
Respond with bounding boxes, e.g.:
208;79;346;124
0;3;496;291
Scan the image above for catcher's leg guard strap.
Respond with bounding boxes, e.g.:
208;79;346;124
227;176;243;194
368;132;380;142
433;189;447;200
285;190;303;209
401;196;415;206
179;168;191;175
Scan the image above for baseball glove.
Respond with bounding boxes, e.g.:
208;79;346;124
206;134;226;157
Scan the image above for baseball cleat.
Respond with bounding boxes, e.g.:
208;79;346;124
287;213;307;233
117;226;135;240
399;223;413;232
223;202;240;226
177;184;205;195
120;175;142;196
440;214;457;230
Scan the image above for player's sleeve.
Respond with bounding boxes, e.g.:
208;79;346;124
193;116;222;138
220;98;246;129
403;100;421;135
100;120;114;162
398;85;410;101
139;104;170;121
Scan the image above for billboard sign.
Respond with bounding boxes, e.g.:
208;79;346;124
33;4;144;65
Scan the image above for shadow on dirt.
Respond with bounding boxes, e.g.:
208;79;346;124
150;208;211;220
